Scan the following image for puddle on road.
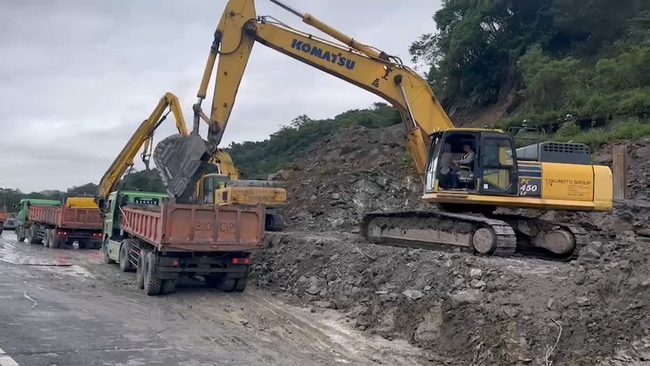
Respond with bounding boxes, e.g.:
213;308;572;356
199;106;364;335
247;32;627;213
0;232;98;279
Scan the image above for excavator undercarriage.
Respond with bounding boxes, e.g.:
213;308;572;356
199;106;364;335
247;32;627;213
361;209;590;261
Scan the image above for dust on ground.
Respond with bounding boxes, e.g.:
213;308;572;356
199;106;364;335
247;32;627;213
253;126;650;365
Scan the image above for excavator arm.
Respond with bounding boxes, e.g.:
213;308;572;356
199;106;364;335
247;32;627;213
95;92;187;211
190;0;453;178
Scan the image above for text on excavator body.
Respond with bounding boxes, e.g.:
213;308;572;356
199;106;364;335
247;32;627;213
290;39;356;70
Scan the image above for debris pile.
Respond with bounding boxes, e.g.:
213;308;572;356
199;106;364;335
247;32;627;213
252;126;650;365
282;124;428;232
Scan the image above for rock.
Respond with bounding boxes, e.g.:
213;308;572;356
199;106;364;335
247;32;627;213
636;229;650;238
547;298;555;310
590;241;604;254
403;289;424;300
503;306;520;318
578;245;602;264
449;290;484;307
314;301;334;309
470;268;483;278
306;286;321;295
470;279;486;289
576;296;591;306
573;272;587;285
635;146;650;160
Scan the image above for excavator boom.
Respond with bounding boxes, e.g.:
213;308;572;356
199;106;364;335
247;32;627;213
96;92;190;210
154;0;612;260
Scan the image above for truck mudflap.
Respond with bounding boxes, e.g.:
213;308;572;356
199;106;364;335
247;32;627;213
120;202;265;252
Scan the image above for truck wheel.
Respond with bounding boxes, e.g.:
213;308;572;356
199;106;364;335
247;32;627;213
219;278;236;293
27;228;37;244
0;228;3;235
135;249;148;290
103;239;115;264
162;280;177;295
119;240;135;272
43;229;51;248
50;230;61;249
234;278;248;292
144;252;162;296
17;226;25;242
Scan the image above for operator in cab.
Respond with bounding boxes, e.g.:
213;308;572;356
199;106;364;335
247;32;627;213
441;142;475;190
453;143;475;170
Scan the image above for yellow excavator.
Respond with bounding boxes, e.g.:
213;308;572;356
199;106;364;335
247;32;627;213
96;92;286;231
153;0;613;260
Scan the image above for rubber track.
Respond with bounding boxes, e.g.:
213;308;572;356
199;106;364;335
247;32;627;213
360;210;517;257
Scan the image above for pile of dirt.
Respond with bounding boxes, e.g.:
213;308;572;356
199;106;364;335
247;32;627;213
282;124;428;232
252;126;650;365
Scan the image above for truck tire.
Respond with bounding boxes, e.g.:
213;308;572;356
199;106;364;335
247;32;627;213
219;278;236;293
144;251;162;296
119;239;135;272
50;230;61;249
103;239;115;264
135;249;148;290
161;280;177;295
234;278;248;292
27;228;37;245
0;228;3;235
17;226;26;242
43;229;51;248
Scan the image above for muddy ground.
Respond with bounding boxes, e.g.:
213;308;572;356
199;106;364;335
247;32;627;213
0;232;433;366
252;126;650;365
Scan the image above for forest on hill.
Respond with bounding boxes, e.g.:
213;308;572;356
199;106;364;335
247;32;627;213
4;0;648;196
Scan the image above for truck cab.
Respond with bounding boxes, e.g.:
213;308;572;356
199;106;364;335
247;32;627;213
102;190;169;241
14;198;61;241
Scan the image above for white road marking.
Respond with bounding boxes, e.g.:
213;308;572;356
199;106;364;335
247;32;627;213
22;292;37;309
0;347;19;366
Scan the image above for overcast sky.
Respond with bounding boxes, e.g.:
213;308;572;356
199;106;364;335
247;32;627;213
0;0;440;192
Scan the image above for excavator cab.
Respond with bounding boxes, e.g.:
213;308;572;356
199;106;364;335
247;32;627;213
426;130;520;196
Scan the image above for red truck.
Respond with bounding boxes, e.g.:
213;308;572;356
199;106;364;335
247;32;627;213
27;204;103;249
0;207;7;235
101;190;266;296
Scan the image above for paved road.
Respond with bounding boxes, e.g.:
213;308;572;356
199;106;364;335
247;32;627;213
0;231;431;366
0;260;256;366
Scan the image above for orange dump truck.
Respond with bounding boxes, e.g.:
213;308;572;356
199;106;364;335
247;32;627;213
27;204;103;249
0;207;7;235
101;190;265;296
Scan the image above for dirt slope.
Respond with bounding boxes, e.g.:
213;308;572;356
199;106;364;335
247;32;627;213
252;125;650;365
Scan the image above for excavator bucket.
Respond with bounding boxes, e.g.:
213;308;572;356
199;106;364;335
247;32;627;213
153;133;210;203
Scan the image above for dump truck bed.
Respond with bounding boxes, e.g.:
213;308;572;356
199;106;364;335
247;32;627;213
120;202;265;252
0;208;6;222
29;205;103;230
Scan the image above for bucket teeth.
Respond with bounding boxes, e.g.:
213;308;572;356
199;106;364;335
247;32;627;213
153;133;209;203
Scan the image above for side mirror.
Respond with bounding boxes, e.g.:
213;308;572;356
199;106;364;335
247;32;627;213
12;204;16;209
97;198;105;210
